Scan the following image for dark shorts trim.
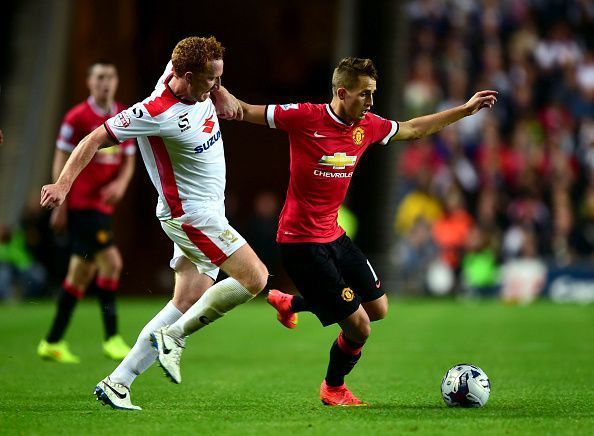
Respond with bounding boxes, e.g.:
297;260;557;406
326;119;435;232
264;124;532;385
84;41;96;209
279;234;384;326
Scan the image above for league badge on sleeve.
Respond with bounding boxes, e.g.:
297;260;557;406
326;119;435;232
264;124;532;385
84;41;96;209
114;112;131;128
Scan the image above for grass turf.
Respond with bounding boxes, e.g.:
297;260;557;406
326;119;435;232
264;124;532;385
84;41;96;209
0;297;592;435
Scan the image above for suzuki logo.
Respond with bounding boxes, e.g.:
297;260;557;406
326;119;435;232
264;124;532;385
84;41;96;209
202;115;215;133
318;152;357;170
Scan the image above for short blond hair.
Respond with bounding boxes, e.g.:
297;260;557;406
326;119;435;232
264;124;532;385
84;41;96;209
171;36;224;75
332;57;378;94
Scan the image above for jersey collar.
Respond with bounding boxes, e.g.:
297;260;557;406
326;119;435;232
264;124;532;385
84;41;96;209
325;104;354;127
87;96;117;117
164;73;196;105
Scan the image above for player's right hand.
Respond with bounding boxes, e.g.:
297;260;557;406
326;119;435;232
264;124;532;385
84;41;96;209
40;183;67;209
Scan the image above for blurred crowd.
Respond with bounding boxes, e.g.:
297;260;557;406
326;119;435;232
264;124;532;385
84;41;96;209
392;0;594;300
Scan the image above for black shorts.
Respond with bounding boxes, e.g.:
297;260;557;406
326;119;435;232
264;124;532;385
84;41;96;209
279;233;384;327
68;210;114;260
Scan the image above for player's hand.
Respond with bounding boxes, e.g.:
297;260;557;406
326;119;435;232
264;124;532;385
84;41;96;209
40;183;68;209
50;205;68;232
213;87;244;120
464;90;498;115
0;129;4;145
100;180;125;205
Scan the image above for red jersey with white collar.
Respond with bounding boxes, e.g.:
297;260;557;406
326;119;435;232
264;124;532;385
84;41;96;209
266;103;398;243
57;97;136;214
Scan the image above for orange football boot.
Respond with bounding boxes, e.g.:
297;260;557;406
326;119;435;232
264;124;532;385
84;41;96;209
320;380;368;406
267;289;298;329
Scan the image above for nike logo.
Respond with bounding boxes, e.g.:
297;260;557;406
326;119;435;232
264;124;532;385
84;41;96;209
313;131;327;138
161;332;172;355
103;382;127;399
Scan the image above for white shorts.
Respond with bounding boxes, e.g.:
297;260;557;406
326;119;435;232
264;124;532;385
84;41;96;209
161;209;246;280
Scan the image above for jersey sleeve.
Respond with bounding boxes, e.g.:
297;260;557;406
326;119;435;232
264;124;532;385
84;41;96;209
265;103;314;131
56;111;81;153
369;113;399;145
104;103;160;143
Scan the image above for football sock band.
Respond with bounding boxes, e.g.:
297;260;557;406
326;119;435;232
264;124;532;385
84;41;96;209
290;295;311;313
166;278;254;339
110;300;182;387
324;331;365;387
46;281;84;343
96;277;119;339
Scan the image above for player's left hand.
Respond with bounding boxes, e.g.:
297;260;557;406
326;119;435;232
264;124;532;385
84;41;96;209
464;90;498;115
212;87;244;120
100;181;126;205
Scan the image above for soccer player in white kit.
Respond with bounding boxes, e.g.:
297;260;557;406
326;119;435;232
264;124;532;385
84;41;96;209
40;36;268;410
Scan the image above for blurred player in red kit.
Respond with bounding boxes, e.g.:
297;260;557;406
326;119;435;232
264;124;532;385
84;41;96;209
38;61;136;363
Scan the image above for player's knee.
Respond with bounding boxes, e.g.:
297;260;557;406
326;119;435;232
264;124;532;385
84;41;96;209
240;261;268;295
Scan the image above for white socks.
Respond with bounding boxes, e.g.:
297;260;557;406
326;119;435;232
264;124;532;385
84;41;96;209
110;301;182;387
166;278;254;339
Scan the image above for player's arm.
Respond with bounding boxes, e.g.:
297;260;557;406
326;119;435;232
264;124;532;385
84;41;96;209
393;90;497;142
41;126;116;209
48;148;71;231
100;153;136;205
237;101;267;125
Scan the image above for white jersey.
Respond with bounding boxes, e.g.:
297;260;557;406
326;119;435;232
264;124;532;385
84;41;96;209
105;61;226;220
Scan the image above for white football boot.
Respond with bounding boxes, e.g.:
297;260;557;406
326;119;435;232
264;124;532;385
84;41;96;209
94;377;141;411
150;327;186;384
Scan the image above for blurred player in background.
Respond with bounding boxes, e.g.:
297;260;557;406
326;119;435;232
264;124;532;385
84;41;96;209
38;61;135;364
239;57;497;406
40;36;268;411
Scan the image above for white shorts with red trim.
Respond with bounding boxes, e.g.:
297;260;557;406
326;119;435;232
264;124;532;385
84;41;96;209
161;210;246;279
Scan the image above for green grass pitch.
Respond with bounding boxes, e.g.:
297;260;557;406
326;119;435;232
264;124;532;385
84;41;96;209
1;297;592;435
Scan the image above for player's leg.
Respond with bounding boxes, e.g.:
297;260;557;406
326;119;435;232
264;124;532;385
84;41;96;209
97;257;214;409
161;243;267;341
150;216;267;383
319;307;370;406
159;218;267;340
94;245;131;360
280;238;369;405
38;255;96;363
336;235;388;322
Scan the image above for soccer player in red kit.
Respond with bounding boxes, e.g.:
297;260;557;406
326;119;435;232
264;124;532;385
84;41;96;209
239;57;497;406
38;61;136;363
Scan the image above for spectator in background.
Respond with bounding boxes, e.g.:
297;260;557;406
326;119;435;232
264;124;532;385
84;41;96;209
394;169;443;236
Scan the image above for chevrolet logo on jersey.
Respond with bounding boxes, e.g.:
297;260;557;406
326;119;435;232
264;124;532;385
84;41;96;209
318;152;357;170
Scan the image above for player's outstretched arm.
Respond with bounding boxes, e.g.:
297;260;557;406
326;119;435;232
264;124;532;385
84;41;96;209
40;126;116;209
238;101;267;125
393;90;498;142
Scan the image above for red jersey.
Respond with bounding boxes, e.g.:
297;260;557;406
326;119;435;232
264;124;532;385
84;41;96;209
57;96;136;214
267;103;398;243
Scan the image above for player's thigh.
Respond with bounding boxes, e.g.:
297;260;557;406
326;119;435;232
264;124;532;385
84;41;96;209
172;256;215;312
361;294;388;321
337;235;385;304
94;245;123;279
65;255;97;289
279;242;361;327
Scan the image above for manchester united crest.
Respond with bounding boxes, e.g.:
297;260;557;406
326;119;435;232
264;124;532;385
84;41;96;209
341;287;355;302
352;127;365;145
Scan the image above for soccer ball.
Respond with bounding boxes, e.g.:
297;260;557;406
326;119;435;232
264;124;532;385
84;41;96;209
440;363;491;407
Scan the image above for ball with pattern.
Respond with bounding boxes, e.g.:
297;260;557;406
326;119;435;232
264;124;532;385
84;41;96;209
441;364;491;407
